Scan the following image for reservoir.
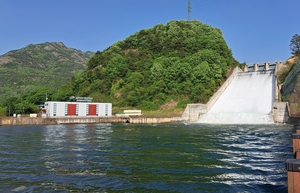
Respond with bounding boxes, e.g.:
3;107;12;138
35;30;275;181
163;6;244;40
0;123;293;192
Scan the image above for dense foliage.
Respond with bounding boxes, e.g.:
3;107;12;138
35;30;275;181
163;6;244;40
0;20;240;116
0;85;77;116
0;42;94;101
75;20;239;110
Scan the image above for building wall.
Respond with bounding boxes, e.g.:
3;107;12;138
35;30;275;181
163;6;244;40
43;101;112;118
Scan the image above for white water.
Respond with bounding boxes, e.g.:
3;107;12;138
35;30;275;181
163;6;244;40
198;71;275;124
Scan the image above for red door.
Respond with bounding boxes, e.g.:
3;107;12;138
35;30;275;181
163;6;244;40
68;104;77;116
88;104;97;116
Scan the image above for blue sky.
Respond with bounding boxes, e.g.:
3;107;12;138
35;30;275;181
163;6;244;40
1;0;299;64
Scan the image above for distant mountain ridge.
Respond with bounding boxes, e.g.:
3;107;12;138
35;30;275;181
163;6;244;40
0;42;94;100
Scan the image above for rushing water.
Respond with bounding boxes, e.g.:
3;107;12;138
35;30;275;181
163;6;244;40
0;123;293;192
199;71;275;124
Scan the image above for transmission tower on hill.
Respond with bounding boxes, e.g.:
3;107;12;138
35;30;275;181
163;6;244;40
188;0;192;21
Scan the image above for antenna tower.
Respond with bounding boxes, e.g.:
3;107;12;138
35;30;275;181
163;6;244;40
188;0;192;21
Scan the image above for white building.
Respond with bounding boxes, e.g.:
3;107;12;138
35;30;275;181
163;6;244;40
42;101;112;118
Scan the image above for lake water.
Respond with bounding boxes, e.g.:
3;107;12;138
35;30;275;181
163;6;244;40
0;123;294;192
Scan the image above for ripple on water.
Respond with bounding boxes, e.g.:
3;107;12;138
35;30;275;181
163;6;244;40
0;123;294;192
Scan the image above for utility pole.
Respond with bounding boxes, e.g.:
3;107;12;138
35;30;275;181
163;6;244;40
188;0;192;21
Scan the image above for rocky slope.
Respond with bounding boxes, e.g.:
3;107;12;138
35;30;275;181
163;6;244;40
279;56;300;116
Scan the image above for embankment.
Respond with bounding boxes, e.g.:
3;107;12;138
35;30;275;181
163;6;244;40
0;116;179;126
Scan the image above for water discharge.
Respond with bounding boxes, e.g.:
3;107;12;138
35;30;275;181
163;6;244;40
198;71;275;124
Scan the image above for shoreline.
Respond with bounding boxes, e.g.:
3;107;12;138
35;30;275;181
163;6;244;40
0;116;182;126
2;116;300;126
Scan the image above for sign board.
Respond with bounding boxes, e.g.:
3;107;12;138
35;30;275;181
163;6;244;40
75;97;93;102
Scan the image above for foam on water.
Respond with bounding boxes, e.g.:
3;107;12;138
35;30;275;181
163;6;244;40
198;71;275;124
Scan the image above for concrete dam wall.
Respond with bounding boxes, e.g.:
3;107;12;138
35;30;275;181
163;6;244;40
182;62;290;124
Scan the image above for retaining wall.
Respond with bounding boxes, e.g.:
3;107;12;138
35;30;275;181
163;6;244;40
0;117;58;125
0;116;176;126
273;102;290;123
181;104;208;122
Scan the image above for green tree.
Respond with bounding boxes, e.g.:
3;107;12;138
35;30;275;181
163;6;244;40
290;34;300;55
2;96;20;115
14;101;38;114
106;53;129;80
122;72;144;106
27;88;53;104
0;107;6;116
52;84;74;101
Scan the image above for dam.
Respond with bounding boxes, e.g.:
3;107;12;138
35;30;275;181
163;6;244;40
198;70;274;124
182;62;290;124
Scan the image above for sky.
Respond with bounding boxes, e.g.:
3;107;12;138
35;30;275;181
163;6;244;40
1;0;300;64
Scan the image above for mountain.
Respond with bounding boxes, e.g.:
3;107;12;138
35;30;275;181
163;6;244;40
70;20;240;112
0;42;94;100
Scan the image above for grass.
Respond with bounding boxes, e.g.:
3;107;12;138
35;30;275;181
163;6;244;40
142;108;184;117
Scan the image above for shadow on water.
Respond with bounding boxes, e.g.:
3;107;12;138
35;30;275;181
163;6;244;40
0;123;294;192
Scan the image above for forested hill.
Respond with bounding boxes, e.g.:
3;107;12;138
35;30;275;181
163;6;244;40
72;20;239;111
0;20;240;116
0;42;94;100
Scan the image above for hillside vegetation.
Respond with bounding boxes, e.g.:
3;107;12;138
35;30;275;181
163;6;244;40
0;42;94;100
73;20;239;112
279;56;300;116
0;20;240;116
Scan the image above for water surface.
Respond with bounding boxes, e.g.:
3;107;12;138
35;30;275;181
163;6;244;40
0;123;293;192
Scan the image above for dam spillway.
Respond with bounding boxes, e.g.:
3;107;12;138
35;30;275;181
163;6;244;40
198;70;275;124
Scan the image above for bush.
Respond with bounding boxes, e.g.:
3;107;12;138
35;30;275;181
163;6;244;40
176;100;189;109
139;101;159;111
0;107;6;116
